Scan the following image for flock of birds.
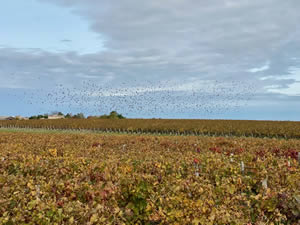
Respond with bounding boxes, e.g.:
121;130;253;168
19;79;256;118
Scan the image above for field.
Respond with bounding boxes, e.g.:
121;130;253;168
0;129;299;225
1;119;300;138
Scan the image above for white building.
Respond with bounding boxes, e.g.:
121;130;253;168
48;115;65;120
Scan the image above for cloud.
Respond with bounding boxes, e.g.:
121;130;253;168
0;47;119;89
1;0;300;118
35;0;300;82
248;61;270;73
60;39;72;42
264;67;300;96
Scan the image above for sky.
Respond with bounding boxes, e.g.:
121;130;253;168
1;0;300;120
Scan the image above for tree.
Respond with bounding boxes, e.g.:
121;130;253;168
109;111;118;119
97;111;125;119
99;114;108;119
73;113;85;119
65;113;72;118
117;114;125;119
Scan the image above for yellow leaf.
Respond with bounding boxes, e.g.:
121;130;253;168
208;200;214;205
96;204;103;210
48;148;57;157
199;187;204;193
27;182;34;190
90;214;98;223
227;185;236;194
114;207;120;214
69;217;74;224
146;204;152;212
192;218;201;225
237;177;242;185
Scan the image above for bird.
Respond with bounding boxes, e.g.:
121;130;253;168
19;76;256;118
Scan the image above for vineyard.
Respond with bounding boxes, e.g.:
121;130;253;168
0;131;299;224
1;119;300;138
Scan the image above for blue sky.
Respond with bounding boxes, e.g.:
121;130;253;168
1;0;300;120
0;0;103;53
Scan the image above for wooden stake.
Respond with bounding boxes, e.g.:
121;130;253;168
240;161;245;174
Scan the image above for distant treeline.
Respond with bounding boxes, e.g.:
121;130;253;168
28;111;126;120
87;111;126;119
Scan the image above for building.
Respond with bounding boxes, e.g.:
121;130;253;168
48;114;65;120
15;116;29;120
0;116;29;120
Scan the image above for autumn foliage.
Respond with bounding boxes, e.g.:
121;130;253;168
0;131;299;224
1;118;300;138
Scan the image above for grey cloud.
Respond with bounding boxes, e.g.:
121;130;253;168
2;0;300;102
36;0;300;83
60;39;72;42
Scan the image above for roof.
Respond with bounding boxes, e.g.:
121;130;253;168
48;115;65;119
